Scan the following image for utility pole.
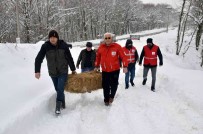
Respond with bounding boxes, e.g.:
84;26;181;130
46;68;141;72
16;0;20;44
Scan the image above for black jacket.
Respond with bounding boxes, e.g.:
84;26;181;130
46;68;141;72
76;49;96;69
35;40;76;77
139;44;163;67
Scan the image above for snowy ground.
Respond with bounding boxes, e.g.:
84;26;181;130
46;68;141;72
0;28;203;134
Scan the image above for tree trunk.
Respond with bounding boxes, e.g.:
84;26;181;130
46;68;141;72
176;0;186;55
195;21;203;50
183;27;198;57
201;49;203;67
178;0;192;54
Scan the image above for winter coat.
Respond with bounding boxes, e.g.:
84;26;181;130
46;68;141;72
95;42;128;72
76;49;96;69
35;40;76;77
139;44;163;67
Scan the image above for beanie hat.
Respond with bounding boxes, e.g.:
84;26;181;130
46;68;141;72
126;39;133;46
48;30;59;39
86;42;93;47
147;38;153;43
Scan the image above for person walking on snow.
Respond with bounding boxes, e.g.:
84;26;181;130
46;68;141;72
123;39;139;89
35;30;76;114
139;38;163;92
76;42;96;72
94;33;128;106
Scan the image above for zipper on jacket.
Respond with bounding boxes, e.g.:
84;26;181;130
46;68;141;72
104;46;110;69
104;63;106;69
55;47;58;73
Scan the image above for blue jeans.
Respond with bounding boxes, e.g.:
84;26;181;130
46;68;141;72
81;67;94;73
51;73;68;102
125;64;135;86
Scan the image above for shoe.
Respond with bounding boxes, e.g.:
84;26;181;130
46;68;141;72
151;86;155;92
142;79;147;85
104;99;110;106
109;98;114;104
105;102;110;106
125;84;129;89
55;101;62;114
130;80;135;87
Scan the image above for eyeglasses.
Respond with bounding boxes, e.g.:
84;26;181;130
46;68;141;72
105;37;111;40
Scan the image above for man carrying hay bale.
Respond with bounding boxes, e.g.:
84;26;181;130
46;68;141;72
95;33;128;106
35;30;76;115
76;42;96;73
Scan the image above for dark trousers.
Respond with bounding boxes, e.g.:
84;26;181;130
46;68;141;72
102;70;120;102
51;73;68;102
143;66;157;88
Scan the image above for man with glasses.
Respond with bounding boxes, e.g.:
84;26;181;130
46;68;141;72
139;38;163;92
95;33;128;106
76;42;96;72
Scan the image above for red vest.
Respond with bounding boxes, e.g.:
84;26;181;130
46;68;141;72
143;44;159;66
123;46;137;63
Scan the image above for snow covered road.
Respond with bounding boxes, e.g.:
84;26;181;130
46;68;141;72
1;29;203;134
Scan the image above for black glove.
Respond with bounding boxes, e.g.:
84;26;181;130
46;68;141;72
159;62;163;66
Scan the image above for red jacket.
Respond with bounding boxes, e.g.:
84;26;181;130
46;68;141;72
95;43;128;72
123;46;137;63
143;44;159;66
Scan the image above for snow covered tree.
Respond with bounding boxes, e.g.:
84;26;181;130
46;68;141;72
0;0;177;43
189;0;203;51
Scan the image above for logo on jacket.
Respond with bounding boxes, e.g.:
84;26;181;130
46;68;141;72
152;52;155;55
112;51;116;56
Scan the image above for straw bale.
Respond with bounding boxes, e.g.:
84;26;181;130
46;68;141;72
65;71;102;93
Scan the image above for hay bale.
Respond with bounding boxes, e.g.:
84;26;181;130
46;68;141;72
65;71;102;93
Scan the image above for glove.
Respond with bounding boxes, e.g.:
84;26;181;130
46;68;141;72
159;63;163;66
94;67;100;72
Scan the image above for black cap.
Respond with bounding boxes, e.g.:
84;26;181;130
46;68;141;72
48;30;59;39
126;39;133;46
147;38;153;43
86;42;92;47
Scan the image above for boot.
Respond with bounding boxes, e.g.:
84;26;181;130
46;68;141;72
55;101;62;114
62;100;66;109
125;83;129;89
109;98;114;104
142;79;147;85
130;80;135;87
151;86;155;92
104;98;109;106
105;102;109;106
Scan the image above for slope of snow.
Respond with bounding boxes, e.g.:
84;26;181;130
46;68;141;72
0;29;203;134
